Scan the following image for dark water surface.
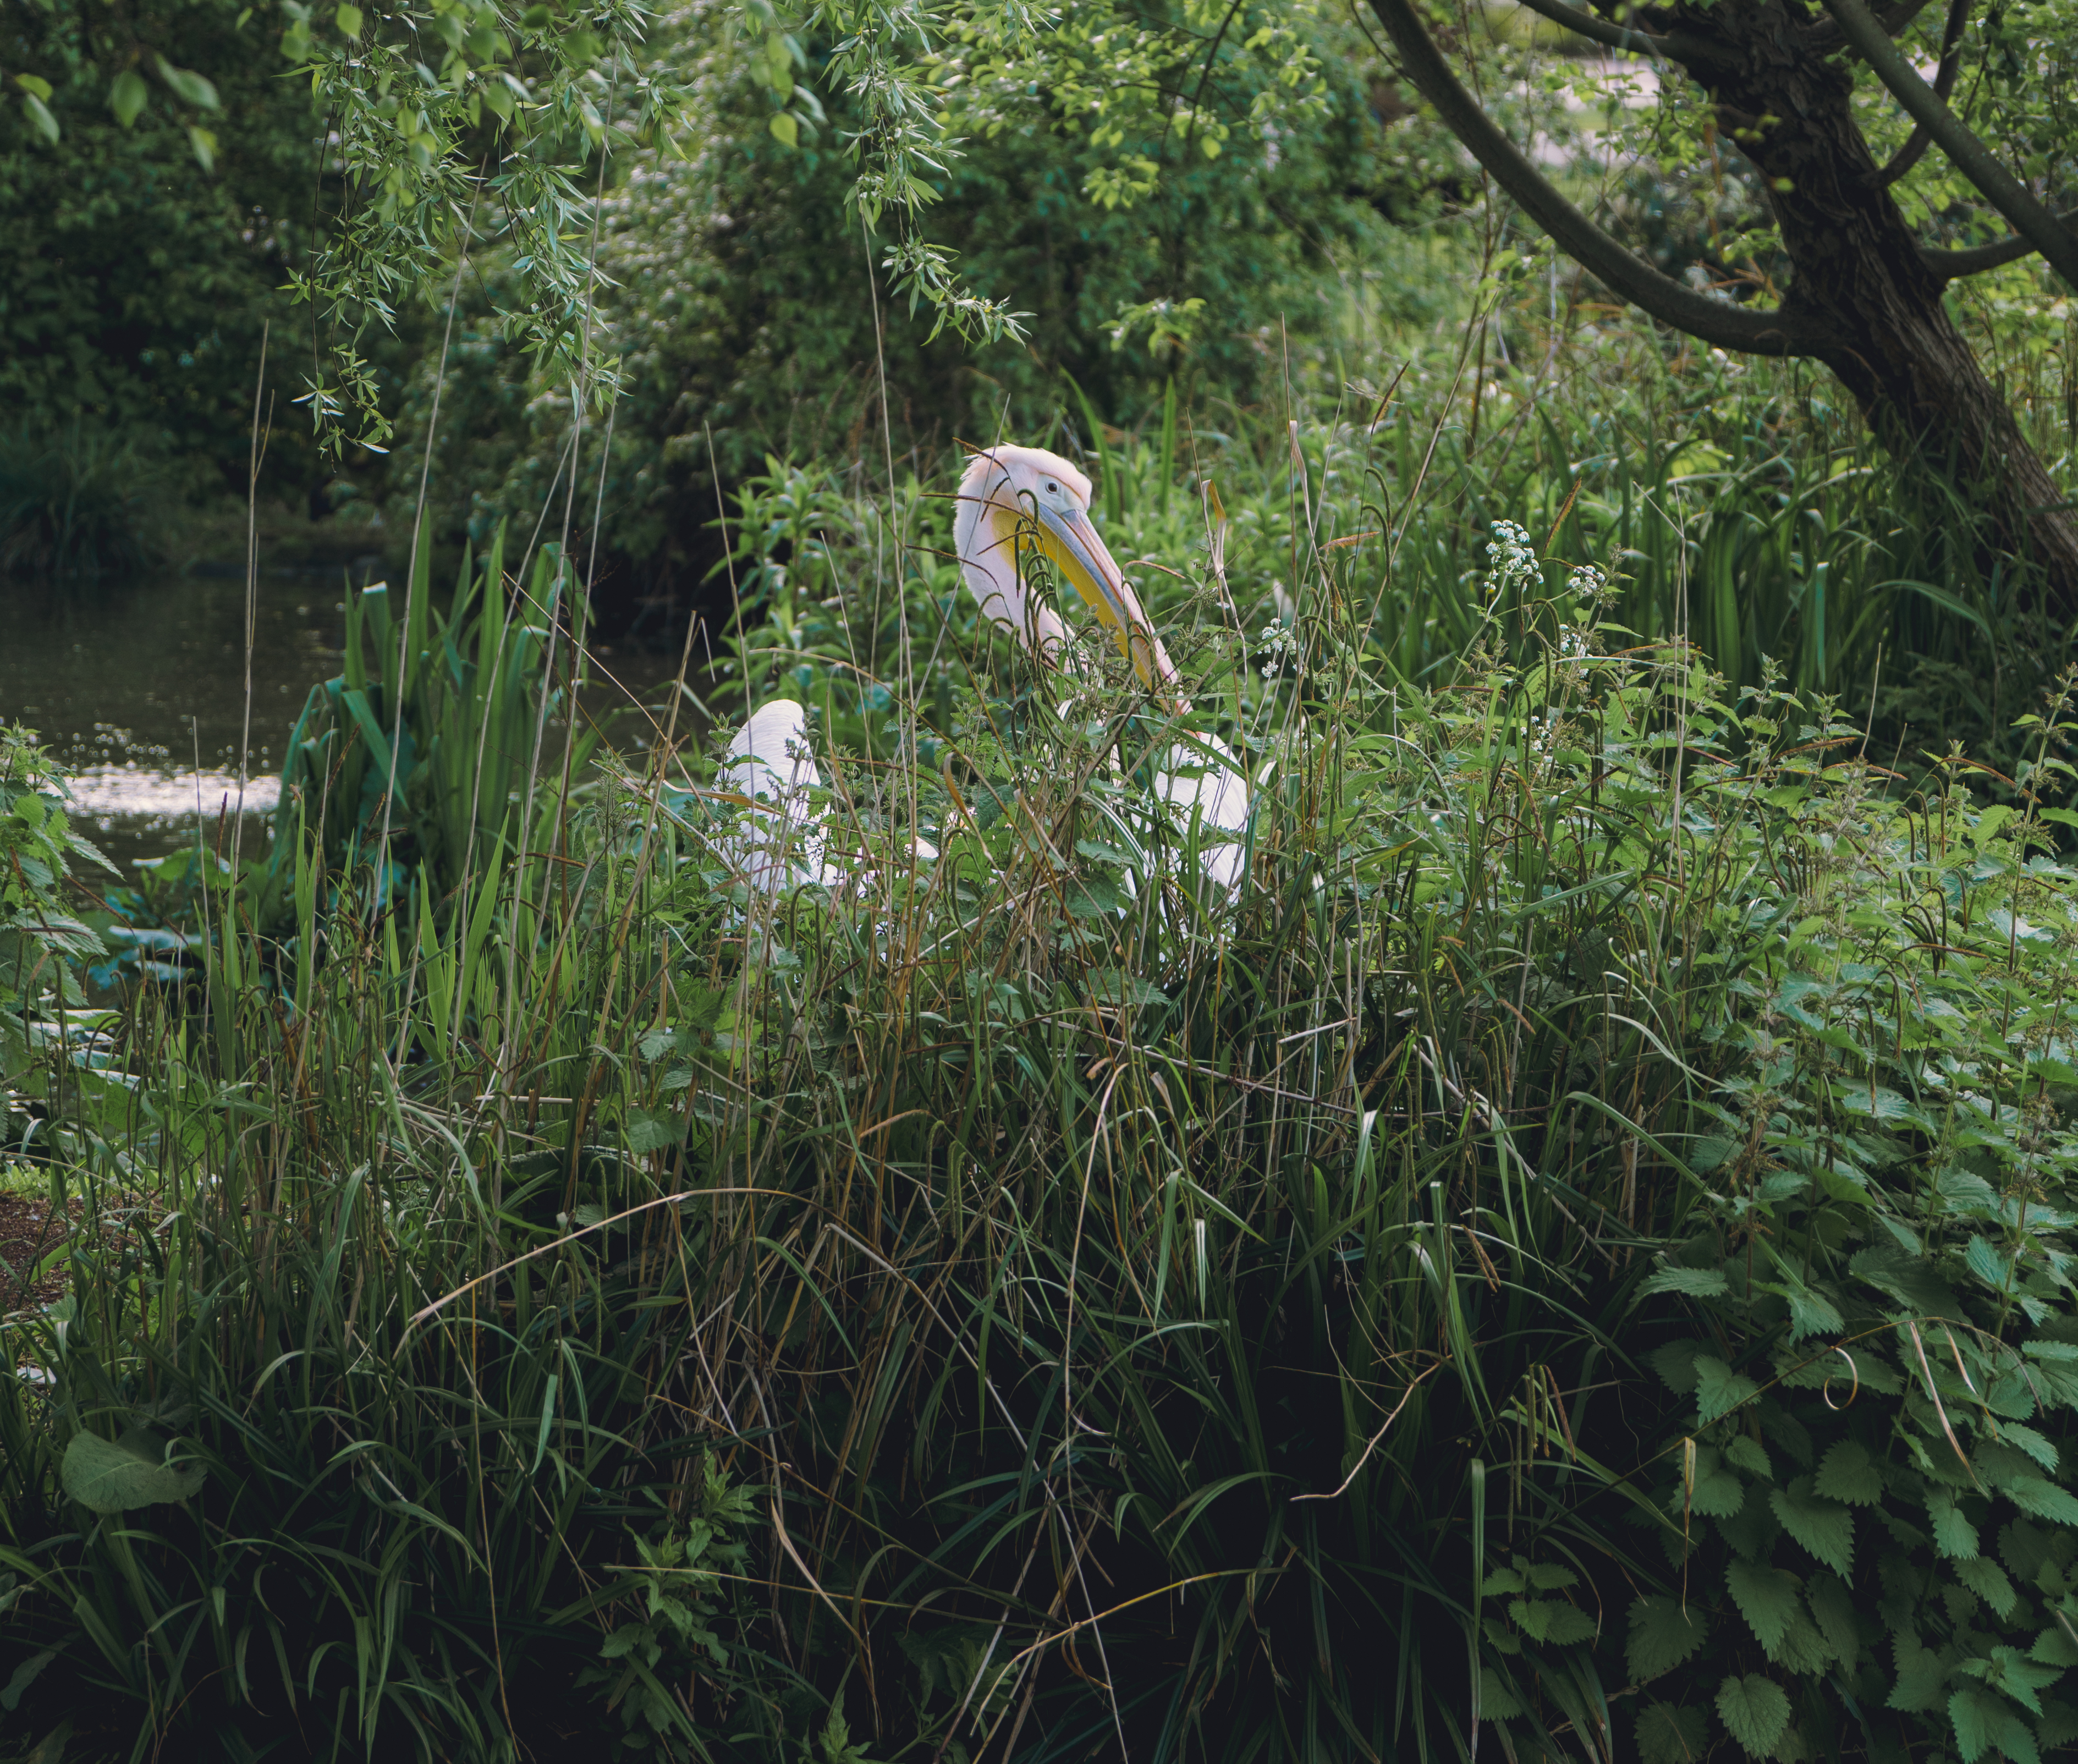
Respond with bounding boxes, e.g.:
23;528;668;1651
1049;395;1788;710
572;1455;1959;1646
0;568;691;876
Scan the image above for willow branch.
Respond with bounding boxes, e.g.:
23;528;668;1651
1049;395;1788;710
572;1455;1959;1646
1365;0;1828;356
1505;0;1727;67
1875;0;1971;187
1820;0;2078;290
1921;205;2078;281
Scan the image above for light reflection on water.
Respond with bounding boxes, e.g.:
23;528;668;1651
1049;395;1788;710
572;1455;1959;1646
0;568;690;877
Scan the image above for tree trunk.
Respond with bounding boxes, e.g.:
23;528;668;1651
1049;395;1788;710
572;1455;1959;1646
1674;1;2078;608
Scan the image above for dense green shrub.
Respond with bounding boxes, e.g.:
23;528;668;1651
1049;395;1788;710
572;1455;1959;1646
5;472;2078;1760
0;0;323;522
382;0;1426;590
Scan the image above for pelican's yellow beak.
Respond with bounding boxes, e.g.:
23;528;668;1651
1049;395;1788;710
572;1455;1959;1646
1031;500;1175;694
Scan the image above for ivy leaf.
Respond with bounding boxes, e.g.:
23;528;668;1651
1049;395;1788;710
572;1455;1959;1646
1771;1478;1855;1575
1815;1440;1883;1507
1717;1674;1791;1757
1928;1488;1981;1559
1695;1356;1761;1424
1636;1701;1709;1764
1725;1559;1801;1656
1948;1683;2043;1764
1956;1557;2019;1618
1805;1573;1859;1672
1628;1595;1710;1683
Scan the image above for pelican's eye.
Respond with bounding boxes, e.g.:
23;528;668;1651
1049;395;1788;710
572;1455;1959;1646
1042;480;1059;497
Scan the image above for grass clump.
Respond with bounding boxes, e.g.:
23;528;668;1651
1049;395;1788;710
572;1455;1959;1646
3;473;2078;1763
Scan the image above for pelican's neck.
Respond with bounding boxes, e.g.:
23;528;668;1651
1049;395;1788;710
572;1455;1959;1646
955;477;1068;664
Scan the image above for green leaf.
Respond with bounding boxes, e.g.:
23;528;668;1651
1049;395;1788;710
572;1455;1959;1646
1695;1356;1760;1424
61;1428;206;1513
20;92;58;145
623;1109;678;1154
1651;1339;1706;1395
1815;1439;1883;1506
1771;1478;1855;1575
1805;1573;1859;1672
768;111;798;147
1956;1557;2019;1620
2000;1476;2078;1525
1726;1435;1774;1480
0;1650;53;1713
1691;1466;1745;1519
187;125;217;171
1629;1595;1710;1683
1890;1633;1949;1711
1928;1487;1981;1558
152;53;220;109
14;73;52;101
1643;1266;1729;1299
336;2;363;36
1726;1559;1801;1656
1509;1598;1595;1646
1949;1683;2042;1764
1717;1674;1791;1757
1636;1702;1709;1764
108;68;149;127
1478;1666;1525;1721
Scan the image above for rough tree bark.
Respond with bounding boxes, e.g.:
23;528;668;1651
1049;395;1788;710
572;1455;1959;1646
1366;0;2078;612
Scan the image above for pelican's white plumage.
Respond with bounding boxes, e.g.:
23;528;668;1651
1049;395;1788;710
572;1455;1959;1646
719;697;828;891
714;441;1247;897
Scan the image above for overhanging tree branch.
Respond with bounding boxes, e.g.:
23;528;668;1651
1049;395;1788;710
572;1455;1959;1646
1874;0;1970;186
1819;0;2078;291
1802;0;1937;52
1365;0;1829;356
1921;205;2078;280
1504;0;1727;68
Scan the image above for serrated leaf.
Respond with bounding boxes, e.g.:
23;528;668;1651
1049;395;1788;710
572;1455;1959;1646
623;1109;678;1154
1691;1467;1745;1518
1815;1439;1883;1506
1928;1487;1981;1558
1628;1595;1710;1683
1774;1608;1836;1677
1717;1674;1791;1756
1643;1266;1729;1299
1993;1424;2058;1473
61;1428;205;1513
1524;1563;1577;1591
1636;1702;1709;1764
2000;1476;2078;1525
1695;1356;1760;1424
1651;1340;1705;1394
1726;1435;1774;1480
1509;1597;1594;1646
1771;1478;1855;1575
1956;1558;2019;1619
1949;1682;2041;1764
1726;1559;1801;1656
1478;1666;1525;1720
1890;1633;1949;1711
108;68;149;127
1805;1573;1859;1672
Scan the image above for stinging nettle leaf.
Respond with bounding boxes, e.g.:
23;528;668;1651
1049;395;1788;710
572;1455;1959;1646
1629;1595;1710;1683
1815;1439;1883;1507
1694;1356;1761;1425
1643;1265;1730;1299
1771;1478;1855;1575
1725;1559;1801;1657
1717;1674;1791;1757
1636;1701;1709;1764
1927;1487;1980;1559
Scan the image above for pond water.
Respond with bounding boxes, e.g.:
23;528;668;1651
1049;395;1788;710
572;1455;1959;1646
0;567;695;879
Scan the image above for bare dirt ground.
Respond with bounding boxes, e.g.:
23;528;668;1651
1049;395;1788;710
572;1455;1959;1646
0;1188;79;1312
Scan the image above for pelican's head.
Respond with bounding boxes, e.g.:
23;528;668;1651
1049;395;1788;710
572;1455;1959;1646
954;444;1178;696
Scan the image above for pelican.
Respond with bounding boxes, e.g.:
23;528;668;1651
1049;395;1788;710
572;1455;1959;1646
713;443;1247;894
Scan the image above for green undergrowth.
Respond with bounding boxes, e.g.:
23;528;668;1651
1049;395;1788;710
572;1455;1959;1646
3;512;2078;1762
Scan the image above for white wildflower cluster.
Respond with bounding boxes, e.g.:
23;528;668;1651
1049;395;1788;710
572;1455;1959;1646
1527;711;1557;758
1554;625;1590;661
1566;562;1615;609
1484;520;1538;602
1257;621;1300;679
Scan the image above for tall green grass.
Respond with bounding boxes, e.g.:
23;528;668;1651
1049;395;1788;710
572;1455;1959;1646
6;403;2078;1764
